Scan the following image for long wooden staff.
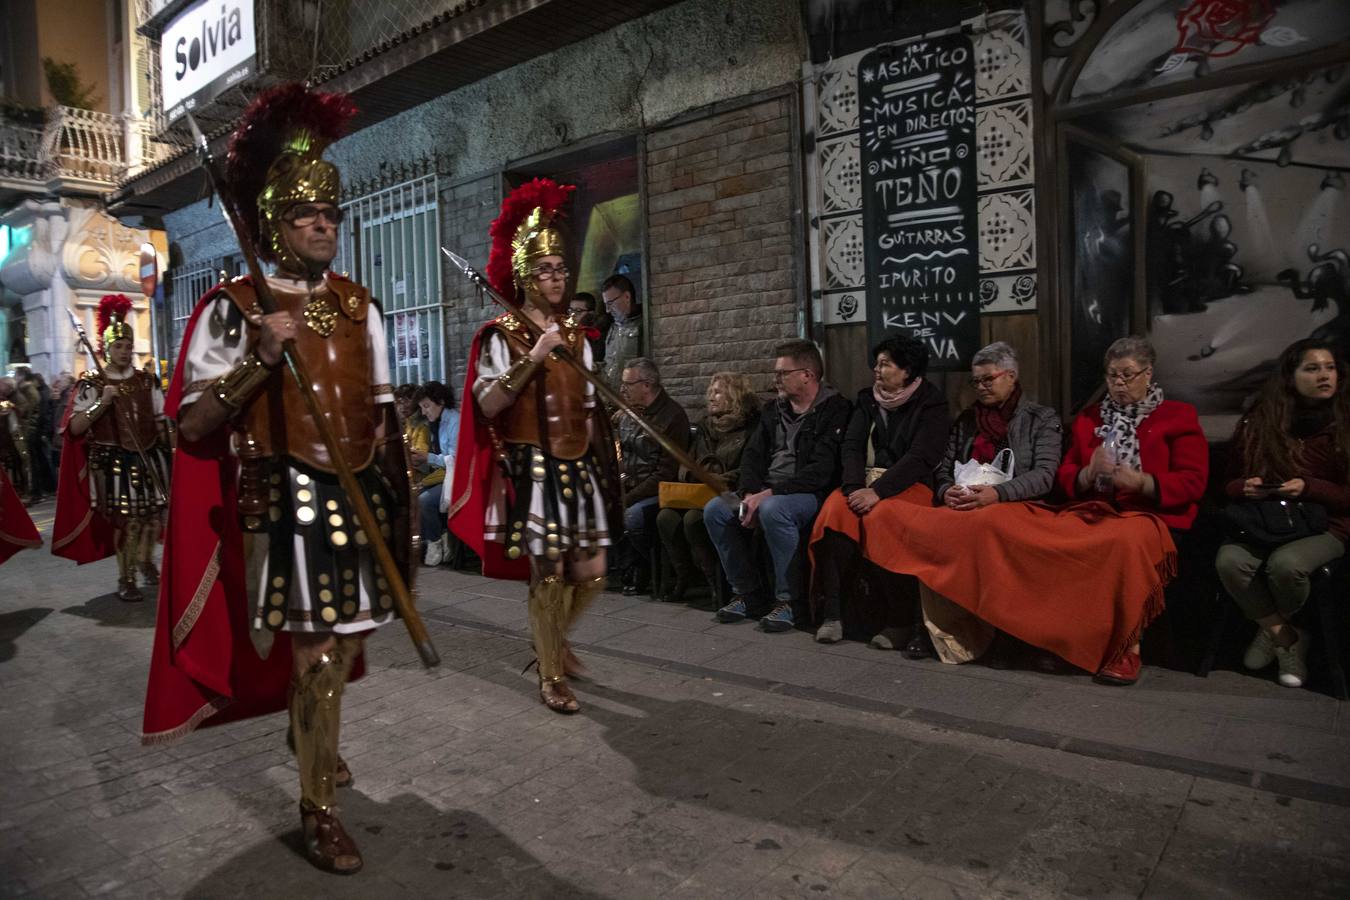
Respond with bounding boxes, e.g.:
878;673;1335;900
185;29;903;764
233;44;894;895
441;248;738;508
66;308;169;504
186;114;439;669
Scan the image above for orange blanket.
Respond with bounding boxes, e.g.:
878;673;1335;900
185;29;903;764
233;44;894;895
811;489;1176;673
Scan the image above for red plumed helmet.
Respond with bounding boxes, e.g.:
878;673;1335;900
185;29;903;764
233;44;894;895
486;178;575;299
96;293;134;354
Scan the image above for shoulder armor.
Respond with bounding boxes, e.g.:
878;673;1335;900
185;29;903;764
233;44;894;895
328;278;371;322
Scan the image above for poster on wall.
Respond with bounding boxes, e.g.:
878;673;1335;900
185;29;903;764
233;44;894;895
394;313;420;363
858;32;980;369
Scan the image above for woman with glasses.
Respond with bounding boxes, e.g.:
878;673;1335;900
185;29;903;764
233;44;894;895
917;342;1063;663
845;336;1201;687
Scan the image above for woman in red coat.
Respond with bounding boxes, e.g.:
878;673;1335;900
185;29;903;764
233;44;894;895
1055;336;1210;681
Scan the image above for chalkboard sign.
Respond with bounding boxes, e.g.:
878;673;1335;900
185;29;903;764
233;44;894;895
859;33;979;369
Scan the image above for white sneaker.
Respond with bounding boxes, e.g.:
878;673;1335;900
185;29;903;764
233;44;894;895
1274;629;1310;688
423;536;444;567
815;619;842;644
1243;628;1278;670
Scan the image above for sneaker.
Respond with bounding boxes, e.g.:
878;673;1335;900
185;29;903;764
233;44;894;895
1274;629;1309;688
815;619;842;644
1243;628;1278;670
758;603;795;633
715;597;749;623
423;536;444;567
869;626;906;650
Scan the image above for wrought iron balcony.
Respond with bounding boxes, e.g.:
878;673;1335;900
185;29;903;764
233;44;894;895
0;105;183;200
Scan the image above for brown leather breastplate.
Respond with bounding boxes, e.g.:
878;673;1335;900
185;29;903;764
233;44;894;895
493;316;590;460
87;371;160;450
224;278;378;473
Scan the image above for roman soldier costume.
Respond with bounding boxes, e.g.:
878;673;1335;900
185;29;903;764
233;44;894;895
450;178;622;714
53;294;170;600
141;83;409;875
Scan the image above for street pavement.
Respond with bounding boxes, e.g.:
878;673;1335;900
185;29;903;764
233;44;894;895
2;498;1349;899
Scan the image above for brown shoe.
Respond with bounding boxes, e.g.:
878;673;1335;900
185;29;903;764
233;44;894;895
539;677;580;714
563;642;587;680
117;578;144;602
300;804;363;875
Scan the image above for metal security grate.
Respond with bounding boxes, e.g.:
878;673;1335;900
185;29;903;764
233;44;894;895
337;174;444;387
166;260;222;362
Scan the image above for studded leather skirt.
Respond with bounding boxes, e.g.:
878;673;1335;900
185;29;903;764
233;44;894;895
485;443;612;562
242;459;400;634
87;443;170;523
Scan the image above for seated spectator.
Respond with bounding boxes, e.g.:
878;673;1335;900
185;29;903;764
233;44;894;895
411;381;461;566
849;336;1204;686
602;274;641;390
395;383;431;483
810;335;949;646
615;358;690;595
708;340;851;632
655;372;760;608
1217;338;1350;689
920;341;1063;663
569;292;606;367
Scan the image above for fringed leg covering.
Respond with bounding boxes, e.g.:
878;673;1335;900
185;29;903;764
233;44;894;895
115;520;144;601
137;513;160;583
529;575;578;713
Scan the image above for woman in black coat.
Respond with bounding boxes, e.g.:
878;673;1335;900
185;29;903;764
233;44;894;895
809;335;950;646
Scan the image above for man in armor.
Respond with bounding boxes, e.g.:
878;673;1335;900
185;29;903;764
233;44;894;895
0;377;33;502
141;83;410;875
450;178;622;714
57;294;171;600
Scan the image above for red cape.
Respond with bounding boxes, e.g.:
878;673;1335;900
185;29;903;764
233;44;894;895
0;468;40;564
50;390;116;564
448;318;530;580
447;315;621;579
140;279;364;745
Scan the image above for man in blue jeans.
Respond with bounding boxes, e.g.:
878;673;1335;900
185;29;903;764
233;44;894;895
707;340;851;632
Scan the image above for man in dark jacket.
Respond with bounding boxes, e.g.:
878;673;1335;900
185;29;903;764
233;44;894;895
707;340;852;632
615;357;690;594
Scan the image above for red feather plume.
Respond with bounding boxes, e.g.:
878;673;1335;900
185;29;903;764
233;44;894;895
486;178;575;299
224;83;357;260
96;294;133;353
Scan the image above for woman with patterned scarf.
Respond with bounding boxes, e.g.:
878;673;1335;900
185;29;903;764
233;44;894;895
843;336;1205;686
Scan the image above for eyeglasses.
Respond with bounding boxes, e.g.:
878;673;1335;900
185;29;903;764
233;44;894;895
969;370;1010;389
1105;367;1151;384
283;204;343;226
773;367;810;382
533;264;569;281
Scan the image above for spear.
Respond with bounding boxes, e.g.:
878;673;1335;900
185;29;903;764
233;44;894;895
66;307;169;504
185;113;439;669
440;247;738;508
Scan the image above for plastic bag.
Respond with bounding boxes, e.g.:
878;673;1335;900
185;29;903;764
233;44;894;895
954;448;1015;487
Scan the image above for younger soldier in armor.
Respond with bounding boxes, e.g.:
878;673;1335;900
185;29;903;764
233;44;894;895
142;84;409;876
60;294;171;600
450;178;622;714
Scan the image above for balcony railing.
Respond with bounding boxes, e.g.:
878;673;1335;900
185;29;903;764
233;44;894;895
0;105;184;190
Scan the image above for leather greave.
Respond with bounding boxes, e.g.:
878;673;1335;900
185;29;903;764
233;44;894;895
115;520;138;581
137;514;158;566
565;576;604;632
528;575;568;682
290;640;354;811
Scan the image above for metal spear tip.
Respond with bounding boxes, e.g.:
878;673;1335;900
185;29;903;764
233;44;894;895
439;247;469;272
184;113;209;151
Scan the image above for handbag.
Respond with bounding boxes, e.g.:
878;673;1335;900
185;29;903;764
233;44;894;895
659;481;716;510
1223;498;1328;549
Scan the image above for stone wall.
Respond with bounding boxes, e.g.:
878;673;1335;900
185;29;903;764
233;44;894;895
646;94;800;408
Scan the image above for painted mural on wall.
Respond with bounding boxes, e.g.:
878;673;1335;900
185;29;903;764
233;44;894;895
1064;0;1350;437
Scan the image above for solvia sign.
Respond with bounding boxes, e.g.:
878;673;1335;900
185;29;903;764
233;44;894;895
159;0;256;123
